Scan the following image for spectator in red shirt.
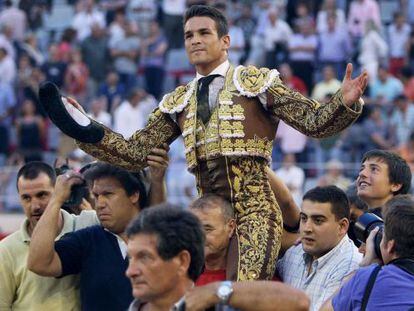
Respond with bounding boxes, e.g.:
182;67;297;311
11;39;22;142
279;62;308;95
0;232;8;241
190;194;235;286
191;170;301;285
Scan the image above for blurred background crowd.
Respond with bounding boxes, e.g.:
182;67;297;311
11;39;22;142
0;0;414;214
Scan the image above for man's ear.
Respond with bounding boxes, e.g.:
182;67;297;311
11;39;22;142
130;192;139;206
175;250;191;278
221;34;230;51
386;239;396;255
227;218;236;238
390;183;403;194
338;218;349;235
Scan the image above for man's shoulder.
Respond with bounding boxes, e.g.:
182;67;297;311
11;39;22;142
65;210;99;231
281;243;304;265
60;224;102;241
115;102;133;114
277;244;305;279
233;65;280;97
0;230;23;253
159;81;195;114
326;238;362;274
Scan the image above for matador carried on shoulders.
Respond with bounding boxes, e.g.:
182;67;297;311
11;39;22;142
39;5;367;281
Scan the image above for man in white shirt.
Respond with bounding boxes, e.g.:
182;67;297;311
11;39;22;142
288;19;318;90
162;0;186;49
277;186;362;311
276;153;305;207
114;88;157;138
387;12;411;76
262;7;292;68
0;0;26;42
72;0;106;41
0;48;15;84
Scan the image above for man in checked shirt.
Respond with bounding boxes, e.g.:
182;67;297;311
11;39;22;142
276;186;362;311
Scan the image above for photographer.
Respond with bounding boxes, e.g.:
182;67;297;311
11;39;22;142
321;195;414;310
27;162;162;311
0;161;97;310
25;147;168;310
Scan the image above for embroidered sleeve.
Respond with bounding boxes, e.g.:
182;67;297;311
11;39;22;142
266;76;362;138
77;108;181;172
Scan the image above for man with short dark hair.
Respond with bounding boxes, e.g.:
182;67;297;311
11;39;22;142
42;4;367;280
27;158;168;311
126;205;204;310
277;186;362;311
0;161;97;310
357;149;412;216
321;194;414;310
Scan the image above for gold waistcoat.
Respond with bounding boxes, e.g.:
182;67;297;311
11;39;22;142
159;65;280;171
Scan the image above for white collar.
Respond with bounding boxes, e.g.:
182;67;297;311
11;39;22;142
195;60;230;81
104;228;128;259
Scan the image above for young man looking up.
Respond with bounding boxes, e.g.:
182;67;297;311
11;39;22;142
357;149;411;216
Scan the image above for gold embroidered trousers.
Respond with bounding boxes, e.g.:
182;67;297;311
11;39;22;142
196;156;282;280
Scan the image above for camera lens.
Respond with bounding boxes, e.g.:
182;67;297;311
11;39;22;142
354;213;384;260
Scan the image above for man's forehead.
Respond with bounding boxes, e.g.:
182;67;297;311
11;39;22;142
129;233;159;252
17;173;53;193
362;157;388;168
92;177;123;191
191;205;224;220
301;200;333;216
184;16;217;33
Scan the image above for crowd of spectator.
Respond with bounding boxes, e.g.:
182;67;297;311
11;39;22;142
0;0;414;210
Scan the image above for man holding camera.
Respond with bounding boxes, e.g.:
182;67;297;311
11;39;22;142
321;195;414;310
27;162;168;311
0;161;97;310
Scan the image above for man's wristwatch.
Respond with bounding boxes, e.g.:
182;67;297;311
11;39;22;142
216;281;233;305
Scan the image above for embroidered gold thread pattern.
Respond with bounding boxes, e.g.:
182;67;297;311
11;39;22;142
77;109;180;172
230;157;282;280
267;79;362;138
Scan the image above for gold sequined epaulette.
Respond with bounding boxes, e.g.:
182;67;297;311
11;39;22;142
159;79;197;114
233;65;280;98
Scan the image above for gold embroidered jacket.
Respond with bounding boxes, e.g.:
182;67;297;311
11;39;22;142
78;64;362;173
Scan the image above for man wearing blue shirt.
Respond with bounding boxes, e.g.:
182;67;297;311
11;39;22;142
321;195;414;310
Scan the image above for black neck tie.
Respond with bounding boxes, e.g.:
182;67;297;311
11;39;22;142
196;74;220;124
